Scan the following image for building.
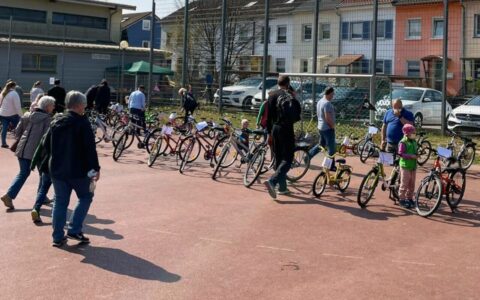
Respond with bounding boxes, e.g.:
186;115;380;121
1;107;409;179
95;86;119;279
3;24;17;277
394;0;462;95
0;0;171;98
462;0;479;94
121;12;161;49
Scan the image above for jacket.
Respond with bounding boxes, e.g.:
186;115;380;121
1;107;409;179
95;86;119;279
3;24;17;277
399;136;417;171
0;90;23;117
47;86;66;112
45;111;100;179
15;109;51;160
266;89;300;133
95;84;111;106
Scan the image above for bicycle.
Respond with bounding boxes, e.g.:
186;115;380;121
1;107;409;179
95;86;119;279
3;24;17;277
86;110;112;144
357;151;401;208
312;150;352;197
147;119;191;167
338;133;360;156
415;148;466;217
359;123;381;163
443;130;477;170
416;131;432;166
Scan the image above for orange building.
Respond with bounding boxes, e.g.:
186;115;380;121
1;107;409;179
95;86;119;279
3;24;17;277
394;0;462;96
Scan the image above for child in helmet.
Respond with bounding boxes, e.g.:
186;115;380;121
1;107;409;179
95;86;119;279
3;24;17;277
398;124;418;208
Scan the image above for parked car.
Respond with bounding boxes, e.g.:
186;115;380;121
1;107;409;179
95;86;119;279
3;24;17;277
214;77;278;109
251;81;303;110
375;87;452;127
447;96;480;135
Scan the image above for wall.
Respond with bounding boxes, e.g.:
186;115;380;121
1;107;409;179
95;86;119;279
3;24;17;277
464;1;479;58
125;16;162;49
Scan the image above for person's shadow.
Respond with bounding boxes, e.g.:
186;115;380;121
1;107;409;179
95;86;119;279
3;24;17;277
65;245;181;282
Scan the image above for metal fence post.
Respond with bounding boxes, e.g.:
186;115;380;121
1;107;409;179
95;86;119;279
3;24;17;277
181;0;189;88
148;0;156;108
6;16;12;81
312;0;320;117
218;0;228;113
369;0;379;123
61;21;66;85
441;0;449;135
261;0;270;103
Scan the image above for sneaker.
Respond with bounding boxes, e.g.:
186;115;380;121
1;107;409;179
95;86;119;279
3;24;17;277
67;233;90;243
407;199;415;208
52;237;67;248
399;199;411;209
278;189;292;196
1;194;14;209
31;209;42;223
1;144;9;149
263;180;277;199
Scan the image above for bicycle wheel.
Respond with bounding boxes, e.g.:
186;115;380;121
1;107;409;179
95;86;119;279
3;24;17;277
113;132;128;161
357;170;378;208
415;175;443;217
336;169;352;193
287;149;310;182
212;143;231;180
445;169;466;209
459;145;475;170
260;145;275;175
179;138;196;174
244;149;266;188
93;125;104;144
147;136;162;167
352;142;359;155
360;142;375;163
145;128;162;154
417;140;432;166
312;171;327;197
213;135;237;167
178;136;201;163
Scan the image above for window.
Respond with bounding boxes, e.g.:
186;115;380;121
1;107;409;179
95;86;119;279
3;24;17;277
0;6;46;23
375;60;392;74
351;22;363;39
320;23;331;40
474;15;480;37
407;19;421;39
260;26;271;43
52;13;107;29
21;54;57;72
407;60;420;77
142;19;151;31
303;24;312;41
276;58;286;72
239;26;249;42
142;40;150;48
433;18;444;38
352;59;370;74
277;25;287;43
300;59;309;73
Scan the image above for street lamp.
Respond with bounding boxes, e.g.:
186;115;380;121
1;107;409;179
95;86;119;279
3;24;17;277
120;40;129;104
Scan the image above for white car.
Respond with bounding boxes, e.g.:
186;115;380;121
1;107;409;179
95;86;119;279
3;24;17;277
448;96;480;135
214;77;278;109
251;85;279;110
375;87;452;127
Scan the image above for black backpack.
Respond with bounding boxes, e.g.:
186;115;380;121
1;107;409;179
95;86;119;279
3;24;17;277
183;93;198;111
276;91;301;124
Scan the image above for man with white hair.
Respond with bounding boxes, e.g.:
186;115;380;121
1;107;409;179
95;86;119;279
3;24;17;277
381;98;414;153
44;91;100;247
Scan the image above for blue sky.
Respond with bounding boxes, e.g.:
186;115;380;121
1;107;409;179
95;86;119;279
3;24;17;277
113;0;180;18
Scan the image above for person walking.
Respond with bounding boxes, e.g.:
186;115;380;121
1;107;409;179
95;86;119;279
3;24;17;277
94;79;111;114
48;79;66;114
179;87;198;124
0;81;23;148
85;85;98;110
45;91;100;247
128;85;146;131
308;87;337;170
263;75;301;199
30;81;44;105
1;96;55;211
381;99;414;153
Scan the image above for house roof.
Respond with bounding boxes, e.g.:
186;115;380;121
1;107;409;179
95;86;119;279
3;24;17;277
295;0;342;12
328;54;363;66
337;0;394;8
122;12;159;30
54;0;136;10
160;0;311;24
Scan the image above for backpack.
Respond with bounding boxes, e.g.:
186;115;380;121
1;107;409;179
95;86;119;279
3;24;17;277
276;91;301;124
183;93;198;111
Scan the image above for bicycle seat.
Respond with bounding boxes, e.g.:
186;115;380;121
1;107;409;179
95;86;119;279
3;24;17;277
295;142;310;150
213;125;225;131
336;158;346;164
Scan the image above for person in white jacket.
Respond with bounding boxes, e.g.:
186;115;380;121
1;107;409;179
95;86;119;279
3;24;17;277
0;81;23;148
30;81;44;104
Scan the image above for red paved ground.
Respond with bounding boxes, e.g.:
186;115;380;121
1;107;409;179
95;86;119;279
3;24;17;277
1;136;479;299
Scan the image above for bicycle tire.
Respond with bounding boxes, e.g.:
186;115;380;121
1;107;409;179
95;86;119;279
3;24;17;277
389;168;401;202
212;143;230;180
244;149;266;188
93;124;104;144
336;169;352;193
212;135;237;167
357;169;378;208
260;145;275;175
145;128;162;154
312;171;327;198
286;149;310;182
445;169;466;210
417;140;432;166
113;132;128;161
459;145;475;170
178;135;201;163
415;175;443;217
147;136;162;167
179;138;195;174
360;141;374;163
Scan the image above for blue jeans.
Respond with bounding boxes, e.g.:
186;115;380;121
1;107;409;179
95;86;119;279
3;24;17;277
309;129;336;169
0;115;20;146
52;177;93;242
7;158;32;200
33;172;52;211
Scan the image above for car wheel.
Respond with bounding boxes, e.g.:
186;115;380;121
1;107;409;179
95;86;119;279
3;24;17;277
242;97;253;109
414;113;423;128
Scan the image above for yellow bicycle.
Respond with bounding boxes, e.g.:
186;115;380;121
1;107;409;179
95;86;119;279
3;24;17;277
312;150;352;197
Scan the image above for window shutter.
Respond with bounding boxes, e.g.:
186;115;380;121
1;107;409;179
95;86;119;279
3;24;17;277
385;20;393;39
363;21;371;40
384;60;392;75
341;22;349;40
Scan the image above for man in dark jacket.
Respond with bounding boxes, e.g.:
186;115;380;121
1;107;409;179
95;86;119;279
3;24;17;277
45;91;100;247
47;79;66;114
263;75;301;199
85;85;98;110
94;79;111;114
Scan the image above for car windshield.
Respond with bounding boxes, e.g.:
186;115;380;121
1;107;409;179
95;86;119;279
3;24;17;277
391;89;423;101
466;96;480;106
235;78;262;87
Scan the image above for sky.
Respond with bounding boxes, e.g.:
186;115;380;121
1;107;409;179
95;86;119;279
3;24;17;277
110;0;180;18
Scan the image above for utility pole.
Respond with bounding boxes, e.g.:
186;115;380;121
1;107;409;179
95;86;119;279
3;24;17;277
261;0;270;103
181;0;189;88
148;0;156;108
369;0;379;123
61;21;66;84
441;0;449;135
312;0;320;117
6;16;13;81
218;0;228;113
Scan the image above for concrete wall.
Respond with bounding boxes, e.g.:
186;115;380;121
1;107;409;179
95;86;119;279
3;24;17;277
0;0;123;43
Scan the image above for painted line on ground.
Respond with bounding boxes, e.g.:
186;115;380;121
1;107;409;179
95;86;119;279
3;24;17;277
146;229;179;236
199;237;233;244
392;260;436;266
256;245;296;252
322;253;364;260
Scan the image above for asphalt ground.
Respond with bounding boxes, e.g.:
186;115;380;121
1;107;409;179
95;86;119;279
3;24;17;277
1;136;479;300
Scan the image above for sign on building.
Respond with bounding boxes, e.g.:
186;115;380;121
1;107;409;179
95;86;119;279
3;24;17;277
92;54;111;60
